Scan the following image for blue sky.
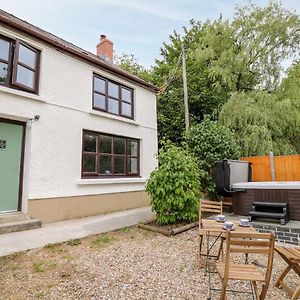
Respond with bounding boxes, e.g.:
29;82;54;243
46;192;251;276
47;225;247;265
1;0;299;68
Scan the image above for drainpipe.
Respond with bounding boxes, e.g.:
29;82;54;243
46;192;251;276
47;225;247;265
269;151;276;181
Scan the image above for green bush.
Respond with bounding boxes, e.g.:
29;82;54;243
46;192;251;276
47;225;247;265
186;117;240;194
146;144;200;224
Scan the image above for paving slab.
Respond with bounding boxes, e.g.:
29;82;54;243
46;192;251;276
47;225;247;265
0;206;154;257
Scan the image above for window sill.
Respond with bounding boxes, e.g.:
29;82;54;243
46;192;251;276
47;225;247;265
0;85;46;102
89;109;138;125
77;177;147;185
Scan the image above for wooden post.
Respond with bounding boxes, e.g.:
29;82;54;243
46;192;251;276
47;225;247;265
182;44;189;131
269;151;276;181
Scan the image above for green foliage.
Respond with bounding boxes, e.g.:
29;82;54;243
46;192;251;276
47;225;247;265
194;2;300;92
32;261;45;273
118;226;130;232
152;1;300;144
277;61;300;101
115;53;153;82
219;91;300;156
146;144;200;224
66;239;81;246
45;243;64;254
153;20;230;144
90;235;115;249
186;117;240;194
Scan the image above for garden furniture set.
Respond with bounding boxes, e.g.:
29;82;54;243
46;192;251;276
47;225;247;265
199;199;300;300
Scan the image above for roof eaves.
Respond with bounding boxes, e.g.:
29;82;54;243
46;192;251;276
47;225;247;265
0;9;159;93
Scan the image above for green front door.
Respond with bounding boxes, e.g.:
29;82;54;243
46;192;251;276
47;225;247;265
0;121;24;213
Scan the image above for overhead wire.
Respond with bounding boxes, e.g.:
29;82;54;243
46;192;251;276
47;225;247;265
156;48;183;96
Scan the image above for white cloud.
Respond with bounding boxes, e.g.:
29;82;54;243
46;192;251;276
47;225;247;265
82;0;189;21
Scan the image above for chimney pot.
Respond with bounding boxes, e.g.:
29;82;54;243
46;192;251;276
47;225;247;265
97;34;113;62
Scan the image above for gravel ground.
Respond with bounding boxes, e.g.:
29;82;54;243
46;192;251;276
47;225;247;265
0;226;298;300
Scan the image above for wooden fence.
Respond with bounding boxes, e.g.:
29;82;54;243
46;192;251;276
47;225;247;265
240;154;300;182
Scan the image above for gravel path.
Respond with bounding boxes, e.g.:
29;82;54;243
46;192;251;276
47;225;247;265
0;227;298;299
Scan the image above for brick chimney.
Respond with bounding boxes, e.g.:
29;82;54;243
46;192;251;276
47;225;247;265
96;34;113;62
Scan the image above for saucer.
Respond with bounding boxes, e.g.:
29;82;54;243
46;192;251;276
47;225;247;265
223;226;235;231
216;220;225;223
239;223;250;227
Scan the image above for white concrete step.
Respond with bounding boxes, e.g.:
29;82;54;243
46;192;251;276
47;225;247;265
0;212;30;223
0;219;41;234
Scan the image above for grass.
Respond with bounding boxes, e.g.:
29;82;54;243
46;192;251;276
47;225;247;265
118;226;131;232
32;261;45;273
62;254;75;261
66;239;81;246
45;243;64;254
90;235;116;249
35;291;45;299
32;260;57;273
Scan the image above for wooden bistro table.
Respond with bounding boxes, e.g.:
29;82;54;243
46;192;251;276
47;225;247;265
200;219;258;300
275;246;300;300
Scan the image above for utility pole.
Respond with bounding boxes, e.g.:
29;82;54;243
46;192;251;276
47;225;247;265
182;44;189;131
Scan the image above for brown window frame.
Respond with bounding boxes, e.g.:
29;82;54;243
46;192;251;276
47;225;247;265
81;130;140;178
0;34;40;94
93;74;134;119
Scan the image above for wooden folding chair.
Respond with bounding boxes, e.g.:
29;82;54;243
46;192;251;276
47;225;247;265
215;231;275;300
275;246;300;300
200;199;223;216
199;200;224;263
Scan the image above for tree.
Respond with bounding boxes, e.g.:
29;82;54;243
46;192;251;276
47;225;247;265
115;53;153;82
146;144;200;224
194;2;300;92
154;20;230;144
153;1;300;144
219;91;300;156
276;61;300;149
186;117;240;194
277;61;300;101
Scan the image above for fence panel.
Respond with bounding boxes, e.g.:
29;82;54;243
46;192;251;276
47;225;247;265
274;155;300;181
240;154;300;181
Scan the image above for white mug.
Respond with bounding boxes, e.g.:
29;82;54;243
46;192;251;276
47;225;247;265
240;218;249;226
216;215;226;222
224;221;234;230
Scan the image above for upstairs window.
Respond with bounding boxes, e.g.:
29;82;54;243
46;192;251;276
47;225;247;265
93;74;134;119
82;130;139;177
0;35;40;93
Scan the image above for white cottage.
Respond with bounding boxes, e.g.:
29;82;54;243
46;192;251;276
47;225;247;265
0;10;158;227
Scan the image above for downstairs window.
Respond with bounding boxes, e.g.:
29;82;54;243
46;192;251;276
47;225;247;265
81;130;139;177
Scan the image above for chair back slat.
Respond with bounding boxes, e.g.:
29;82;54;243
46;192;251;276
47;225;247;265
230;239;271;247
223;231;275;285
230;247;270;254
200;199;222;216
201;208;222;213
226;232;272;239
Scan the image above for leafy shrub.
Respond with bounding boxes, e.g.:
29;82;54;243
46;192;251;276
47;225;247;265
146;144;200;224
186;117;240;194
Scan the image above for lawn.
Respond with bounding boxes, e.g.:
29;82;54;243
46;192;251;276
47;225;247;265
0;227;297;299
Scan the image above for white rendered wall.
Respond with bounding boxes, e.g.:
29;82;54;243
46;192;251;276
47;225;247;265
0;26;158;201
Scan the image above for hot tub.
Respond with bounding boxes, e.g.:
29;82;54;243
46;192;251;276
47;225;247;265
232;181;300;221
